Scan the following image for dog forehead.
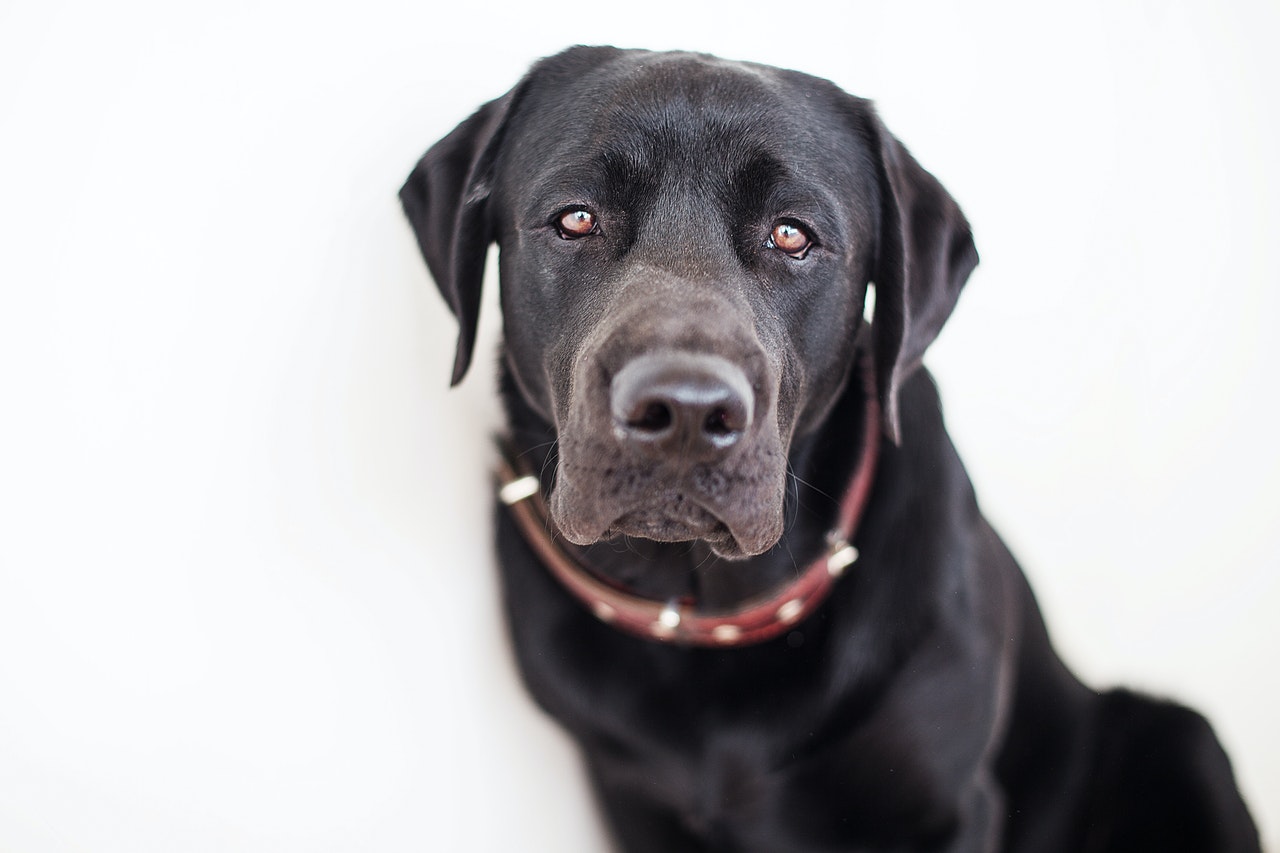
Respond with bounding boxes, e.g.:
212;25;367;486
529;48;787;116
504;49;854;176
591;49;785;112
490;52;882;240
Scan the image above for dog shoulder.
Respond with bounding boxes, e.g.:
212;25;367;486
1071;689;1261;853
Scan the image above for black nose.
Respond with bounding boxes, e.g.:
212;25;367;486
610;353;755;460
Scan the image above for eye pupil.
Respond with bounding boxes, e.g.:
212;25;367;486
557;208;597;238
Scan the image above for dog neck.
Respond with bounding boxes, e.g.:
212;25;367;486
495;348;879;646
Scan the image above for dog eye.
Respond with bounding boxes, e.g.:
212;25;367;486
766;220;814;259
554;207;599;239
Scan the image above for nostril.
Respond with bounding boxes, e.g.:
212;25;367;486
610;352;756;456
628;401;674;433
703;407;733;437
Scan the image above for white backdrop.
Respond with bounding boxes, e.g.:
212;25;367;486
1;1;1276;850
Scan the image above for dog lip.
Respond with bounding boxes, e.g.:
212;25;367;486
551;479;780;560
550;481;729;549
604;507;728;545
547;475;615;547
605;511;772;560
550;430;789;559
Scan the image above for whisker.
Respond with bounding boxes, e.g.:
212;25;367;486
694;547;718;571
537;439;560;483
518;439;559;460
787;466;836;504
537;441;560;535
780;535;801;580
783;466;806;534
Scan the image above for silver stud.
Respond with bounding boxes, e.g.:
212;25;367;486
650;602;681;638
650;621;676;639
826;542;858;577
776;598;805;624
591;601;617;623
498;475;540;505
712;624;742;643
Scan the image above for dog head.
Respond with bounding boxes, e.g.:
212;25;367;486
402;46;977;559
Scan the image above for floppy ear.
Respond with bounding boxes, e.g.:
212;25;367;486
867;116;979;443
400;93;515;385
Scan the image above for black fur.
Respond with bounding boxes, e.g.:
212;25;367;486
402;46;1259;852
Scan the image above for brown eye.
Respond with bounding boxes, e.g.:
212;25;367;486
768;220;813;259
555;208;598;239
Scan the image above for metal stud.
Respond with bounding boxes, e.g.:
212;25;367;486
712;624;742;643
826;541;858;577
776;598;805;624
650;602;681;638
498;475;540;505
592;601;617;623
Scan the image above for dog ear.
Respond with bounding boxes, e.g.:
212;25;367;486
867;116;979;443
400;92;515;385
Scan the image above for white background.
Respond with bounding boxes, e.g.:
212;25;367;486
1;1;1276;850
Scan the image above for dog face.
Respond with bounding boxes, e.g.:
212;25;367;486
403;47;977;559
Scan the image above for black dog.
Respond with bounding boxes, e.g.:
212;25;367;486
402;46;1260;852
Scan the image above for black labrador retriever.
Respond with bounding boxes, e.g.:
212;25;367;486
401;46;1260;852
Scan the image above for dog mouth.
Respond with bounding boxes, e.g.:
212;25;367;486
602;503;738;554
549;463;786;560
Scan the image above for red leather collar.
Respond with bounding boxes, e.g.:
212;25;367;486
496;357;880;647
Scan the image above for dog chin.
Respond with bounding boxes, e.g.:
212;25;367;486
549;463;789;559
552;495;780;560
606;512;747;558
